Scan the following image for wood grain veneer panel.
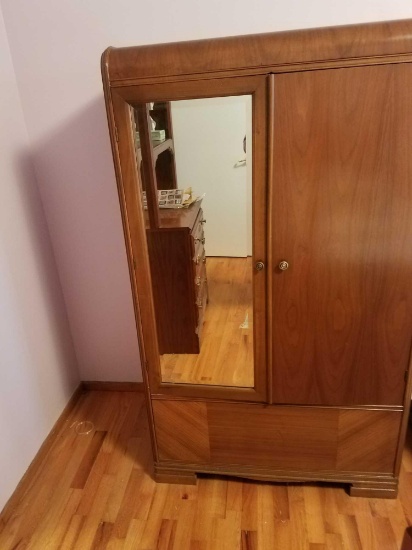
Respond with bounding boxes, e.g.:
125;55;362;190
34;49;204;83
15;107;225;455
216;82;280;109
153;400;210;462
271;63;412;406
153;400;401;475
207;403;400;474
207;404;339;471
105;20;412;83
337;409;401;473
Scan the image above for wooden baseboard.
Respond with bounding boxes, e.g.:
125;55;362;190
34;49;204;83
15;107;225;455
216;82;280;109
0;383;84;525
82;381;144;392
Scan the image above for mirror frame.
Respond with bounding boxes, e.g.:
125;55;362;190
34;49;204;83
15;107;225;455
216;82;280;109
103;71;270;402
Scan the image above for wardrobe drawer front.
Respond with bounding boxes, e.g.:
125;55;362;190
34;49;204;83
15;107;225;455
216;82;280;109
195;276;208;312
193;229;205;258
191;208;204;239
192;209;206;258
193;243;205;266
194;261;206;295
153;400;401;474
194;249;206;280
196;287;207;339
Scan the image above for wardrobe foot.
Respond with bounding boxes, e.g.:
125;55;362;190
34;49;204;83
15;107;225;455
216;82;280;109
349;480;398;499
154;465;197;485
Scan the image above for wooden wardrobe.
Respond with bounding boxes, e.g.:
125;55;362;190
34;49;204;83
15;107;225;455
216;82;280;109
102;18;412;498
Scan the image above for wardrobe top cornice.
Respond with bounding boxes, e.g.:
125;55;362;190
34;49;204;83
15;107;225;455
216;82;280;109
103;18;412;85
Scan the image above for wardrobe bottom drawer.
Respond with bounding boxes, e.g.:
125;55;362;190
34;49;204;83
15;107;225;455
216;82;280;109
152;400;401;474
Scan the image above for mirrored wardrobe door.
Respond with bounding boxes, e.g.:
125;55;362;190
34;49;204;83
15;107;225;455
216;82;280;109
132;96;254;388
110;76;269;401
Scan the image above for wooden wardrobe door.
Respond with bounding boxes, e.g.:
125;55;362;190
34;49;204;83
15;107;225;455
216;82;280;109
271;64;412;406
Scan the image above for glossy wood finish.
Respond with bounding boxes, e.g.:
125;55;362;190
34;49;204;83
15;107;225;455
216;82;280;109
146;205;204;354
153;400;401;476
2;390;412;549
155;401;211;463
161;257;254;387
105;74;268;402
104;19;412;85
101;20;412;496
271;63;412;406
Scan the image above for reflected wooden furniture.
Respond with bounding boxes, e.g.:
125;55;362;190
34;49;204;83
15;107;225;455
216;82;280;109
102;19;412;497
146;202;208;354
133;102;177;191
134;102;207;354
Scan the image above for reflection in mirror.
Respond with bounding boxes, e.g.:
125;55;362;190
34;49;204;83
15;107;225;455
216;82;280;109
132;96;253;388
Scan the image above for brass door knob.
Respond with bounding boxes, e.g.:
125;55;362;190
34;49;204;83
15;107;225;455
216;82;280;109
255;261;265;271
279;260;289;271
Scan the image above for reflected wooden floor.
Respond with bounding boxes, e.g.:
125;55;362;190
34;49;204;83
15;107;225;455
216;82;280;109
1;390;411;550
161;257;254;387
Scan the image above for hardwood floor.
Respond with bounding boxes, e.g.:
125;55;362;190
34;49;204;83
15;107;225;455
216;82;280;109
1;390;411;549
161;257;254;388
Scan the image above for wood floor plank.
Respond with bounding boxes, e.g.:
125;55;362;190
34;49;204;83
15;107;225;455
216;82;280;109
71;431;107;489
240;529;258;550
74;473;116;549
320;487;341;535
138;483;169;550
339;514;363;550
226;480;243;514
371;516;398;550
354;511;378;550
171;500;196;549
90;520;114;549
0;390;411;550
191;477;227;545
325;533;345;550
386;498;409;548
122;519;146;550
304;485;326;544
59;514;84;549
240;482;259;532
256;484;276;548
289;485;308;550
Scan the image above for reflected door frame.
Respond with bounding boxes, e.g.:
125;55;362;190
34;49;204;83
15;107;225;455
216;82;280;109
107;75;270;402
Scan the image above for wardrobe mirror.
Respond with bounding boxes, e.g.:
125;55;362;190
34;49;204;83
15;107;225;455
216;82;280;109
132;95;254;388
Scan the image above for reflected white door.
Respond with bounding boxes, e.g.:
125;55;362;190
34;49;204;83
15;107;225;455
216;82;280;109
171;96;251;257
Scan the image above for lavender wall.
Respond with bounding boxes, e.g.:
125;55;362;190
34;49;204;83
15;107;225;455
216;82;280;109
1;0;411;384
0;6;79;511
